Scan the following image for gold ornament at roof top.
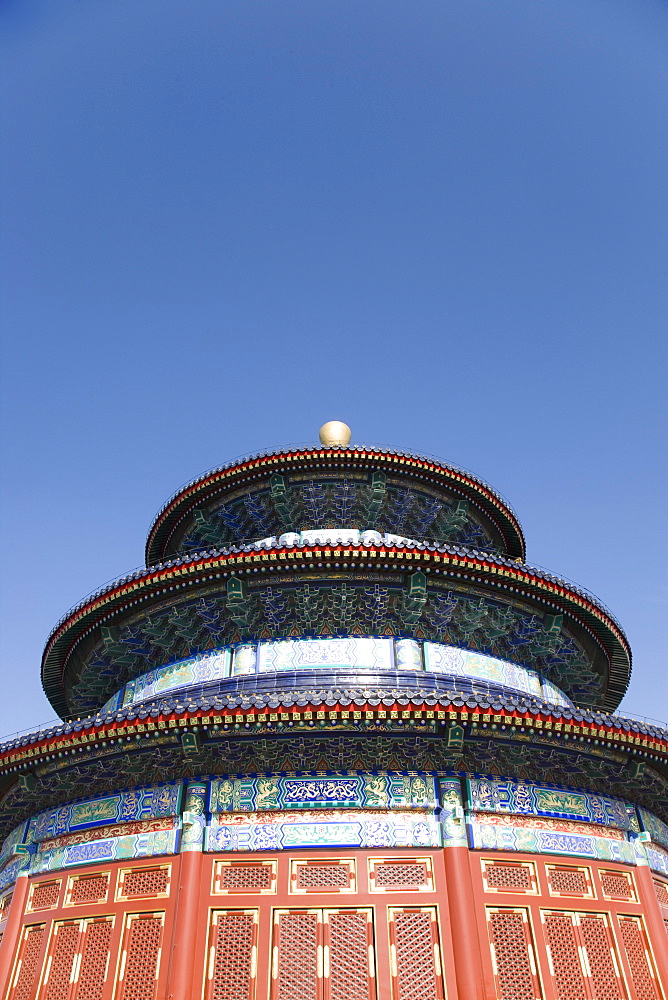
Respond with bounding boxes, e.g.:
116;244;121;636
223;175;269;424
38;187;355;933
319;420;352;447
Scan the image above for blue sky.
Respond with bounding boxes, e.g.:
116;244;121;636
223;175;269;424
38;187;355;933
1;0;666;736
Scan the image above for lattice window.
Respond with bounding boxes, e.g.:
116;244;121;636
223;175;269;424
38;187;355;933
618;916;660;1000
486;908;539;1000
290;860;356;894
214;861;276;894
76;917;113;1000
67;874;110;906
482;861;536;894
543;911;587;1000
547;866;592;898
0;890;14;915
389;907;444;1000
30;880;61;910
579;915;623;1000
206;909;258;1000
9;923;45;1000
599;870;635;902
327;909;374;1000
271;908;376;1000
369;858;433;892
118;866;170;899
117;913;164;1000
41;920;80;1000
542;908;651;1000
297;866;349;889
653;880;668;907
272;909;320;1000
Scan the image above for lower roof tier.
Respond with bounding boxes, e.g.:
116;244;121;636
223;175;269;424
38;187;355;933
1;681;668;846
42;540;631;720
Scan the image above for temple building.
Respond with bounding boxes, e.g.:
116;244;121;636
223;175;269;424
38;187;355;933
1;421;668;1000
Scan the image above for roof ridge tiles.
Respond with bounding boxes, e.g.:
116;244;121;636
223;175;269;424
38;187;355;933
145;443;523;555
2;692;667;755
43;538;624;650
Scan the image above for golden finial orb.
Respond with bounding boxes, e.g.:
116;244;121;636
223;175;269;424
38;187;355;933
319;420;352;448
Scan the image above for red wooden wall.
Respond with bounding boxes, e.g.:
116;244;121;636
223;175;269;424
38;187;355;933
0;848;667;1000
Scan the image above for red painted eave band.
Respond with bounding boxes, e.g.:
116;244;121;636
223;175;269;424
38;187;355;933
3;703;666;776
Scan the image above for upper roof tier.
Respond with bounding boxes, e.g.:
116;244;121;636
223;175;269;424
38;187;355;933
145;445;527;564
40;439;631;721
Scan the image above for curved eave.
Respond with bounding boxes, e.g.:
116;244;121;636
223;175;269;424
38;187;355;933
42;541;630;720
144;447;526;564
1;695;666;833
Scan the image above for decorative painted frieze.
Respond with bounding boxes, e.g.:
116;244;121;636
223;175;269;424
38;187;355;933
439;778;468;848
27;782;182;843
101;635;572;713
468;813;635;864
205;809;441;852
0;819;29;865
638;806;668;851
0;855;30;892
644;842;668;878
30;826;179;874
180;781;207;853
466;777;635;830
209;773;439;813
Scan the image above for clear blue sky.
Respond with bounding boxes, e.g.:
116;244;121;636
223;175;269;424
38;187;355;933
1;0;666;737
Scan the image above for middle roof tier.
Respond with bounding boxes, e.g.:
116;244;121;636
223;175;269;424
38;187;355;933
42;536;630;720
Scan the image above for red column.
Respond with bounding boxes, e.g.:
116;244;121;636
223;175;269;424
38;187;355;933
0;875;29;998
443;846;489;1000
166;850;204;1000
635;863;668;989
166;779;208;1000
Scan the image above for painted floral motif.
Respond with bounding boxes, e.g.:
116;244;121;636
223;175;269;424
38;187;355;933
474;812;625;839
645;843;668;877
